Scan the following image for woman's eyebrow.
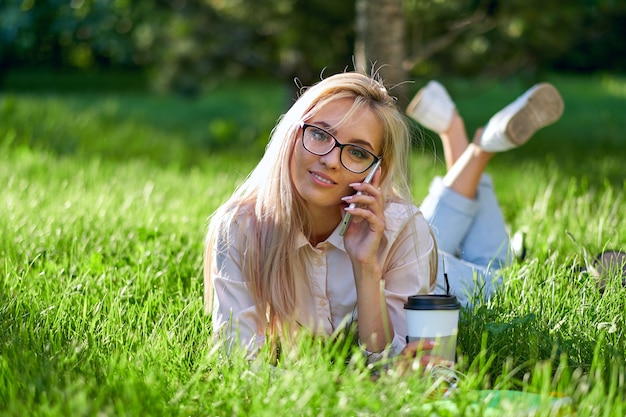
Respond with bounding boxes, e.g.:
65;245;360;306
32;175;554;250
313;121;376;151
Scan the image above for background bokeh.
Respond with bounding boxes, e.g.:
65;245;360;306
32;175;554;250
2;0;625;95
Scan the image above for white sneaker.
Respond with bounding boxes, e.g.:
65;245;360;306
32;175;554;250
406;80;455;133
477;82;564;152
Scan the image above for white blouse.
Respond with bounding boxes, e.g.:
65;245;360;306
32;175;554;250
209;201;435;357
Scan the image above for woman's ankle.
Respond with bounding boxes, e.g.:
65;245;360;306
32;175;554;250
440;112;470;167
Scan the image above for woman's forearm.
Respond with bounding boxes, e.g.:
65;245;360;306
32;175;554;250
352;263;393;352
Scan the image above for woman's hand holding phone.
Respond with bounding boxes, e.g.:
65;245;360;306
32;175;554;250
339;159;382;236
340;162;385;265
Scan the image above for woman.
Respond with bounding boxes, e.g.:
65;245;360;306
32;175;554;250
204;72;564;363
205;72;436;362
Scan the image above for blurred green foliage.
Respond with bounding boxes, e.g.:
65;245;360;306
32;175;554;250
1;0;625;95
0;77;289;157
404;0;626;76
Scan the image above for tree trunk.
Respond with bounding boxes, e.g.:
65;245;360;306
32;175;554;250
355;0;408;107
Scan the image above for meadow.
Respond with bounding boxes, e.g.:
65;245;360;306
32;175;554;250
1;72;625;416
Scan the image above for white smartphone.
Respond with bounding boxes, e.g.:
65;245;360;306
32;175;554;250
339;159;382;236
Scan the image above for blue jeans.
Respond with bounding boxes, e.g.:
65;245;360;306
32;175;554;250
420;174;512;306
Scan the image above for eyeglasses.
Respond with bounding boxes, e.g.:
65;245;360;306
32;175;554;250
299;123;381;174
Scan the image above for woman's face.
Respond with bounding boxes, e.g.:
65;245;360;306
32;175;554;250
290;98;383;218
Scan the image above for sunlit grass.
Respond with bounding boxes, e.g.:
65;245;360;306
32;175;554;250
1;73;625;415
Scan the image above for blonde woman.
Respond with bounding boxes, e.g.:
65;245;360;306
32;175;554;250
204;72;563;364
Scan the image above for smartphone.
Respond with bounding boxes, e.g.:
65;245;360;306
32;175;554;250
339;159;382;236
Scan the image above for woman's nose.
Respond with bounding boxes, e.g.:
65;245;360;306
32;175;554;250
319;147;342;169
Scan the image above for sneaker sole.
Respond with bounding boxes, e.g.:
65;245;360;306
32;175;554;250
505;83;564;146
405;81;455;132
405;89;425;120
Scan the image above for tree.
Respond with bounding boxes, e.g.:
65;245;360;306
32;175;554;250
354;0;408;106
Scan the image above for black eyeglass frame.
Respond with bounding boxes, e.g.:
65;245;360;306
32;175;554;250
299;122;382;174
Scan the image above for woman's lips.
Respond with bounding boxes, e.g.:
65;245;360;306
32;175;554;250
310;171;336;186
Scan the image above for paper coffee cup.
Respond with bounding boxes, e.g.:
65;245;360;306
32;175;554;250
404;294;461;362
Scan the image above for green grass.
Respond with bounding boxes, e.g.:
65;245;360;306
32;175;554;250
1;73;625;416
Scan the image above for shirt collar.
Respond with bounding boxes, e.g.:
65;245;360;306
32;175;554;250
294;224;347;252
326;226;346;250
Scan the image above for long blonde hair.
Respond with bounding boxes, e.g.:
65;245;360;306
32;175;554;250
204;72;437;340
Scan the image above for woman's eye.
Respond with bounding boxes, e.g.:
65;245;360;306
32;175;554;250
347;146;369;160
311;129;330;142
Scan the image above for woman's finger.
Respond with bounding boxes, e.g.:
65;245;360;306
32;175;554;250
402;339;436;358
418;354;454;368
